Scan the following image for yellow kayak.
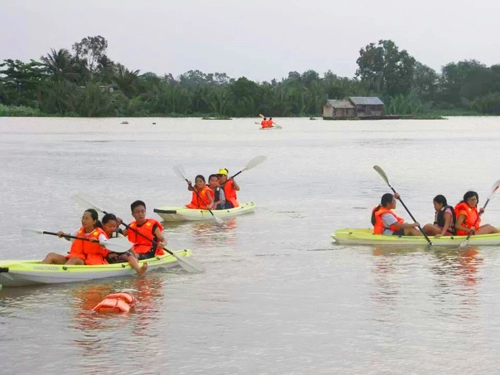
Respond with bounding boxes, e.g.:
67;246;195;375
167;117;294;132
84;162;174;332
332;228;500;246
154;202;256;222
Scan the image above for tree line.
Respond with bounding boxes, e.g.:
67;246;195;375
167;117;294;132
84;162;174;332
1;36;500;117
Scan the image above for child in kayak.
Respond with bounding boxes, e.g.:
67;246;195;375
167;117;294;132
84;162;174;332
41;209;109;265
371;193;422;236
186;175;214;209
208;174;226;209
217;168;240;208
422;195;456;237
102;213;148;275
121;200;166;260
455;191;499;235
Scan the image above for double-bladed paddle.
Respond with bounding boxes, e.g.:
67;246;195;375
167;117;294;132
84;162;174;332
258;114;282;129
228;155;268;180
173;165;224;225
22;228;133;253
373;165;433;245
71;193;205;273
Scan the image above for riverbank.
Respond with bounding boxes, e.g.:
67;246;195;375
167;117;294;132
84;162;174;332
0;104;490;119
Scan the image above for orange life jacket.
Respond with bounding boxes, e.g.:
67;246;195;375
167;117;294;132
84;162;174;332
127;219;164;255
261;120;267;128
93;293;136;313
267;119;273;127
223;179;239;208
454;202;480;236
69;227;108;265
186;185;212;209
372;207;404;235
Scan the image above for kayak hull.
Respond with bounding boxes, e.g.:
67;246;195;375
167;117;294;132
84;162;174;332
0;250;192;287
154;201;256;222
332;228;500;246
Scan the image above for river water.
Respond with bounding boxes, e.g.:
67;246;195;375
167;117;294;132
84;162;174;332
2;117;500;374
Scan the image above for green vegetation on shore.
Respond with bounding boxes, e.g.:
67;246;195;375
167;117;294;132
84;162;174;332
1;36;500;118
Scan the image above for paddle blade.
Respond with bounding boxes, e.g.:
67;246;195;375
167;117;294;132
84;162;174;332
459;239;469;248
489;179;500;198
213;214;224;225
72;193;106;214
244;155;268;171
101;237;133;253
21;228;45;237
168;250;206;273
373;165;390;186
173;165;188;181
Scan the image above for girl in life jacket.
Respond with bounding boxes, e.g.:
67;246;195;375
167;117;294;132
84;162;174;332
208;174;226;209
186;175;214;209
371;193;422;236
455;191;499;236
422;195;456;237
41;209;108;265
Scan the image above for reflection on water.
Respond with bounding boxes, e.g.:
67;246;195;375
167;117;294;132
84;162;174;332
4;117;500;373
163;217;240;249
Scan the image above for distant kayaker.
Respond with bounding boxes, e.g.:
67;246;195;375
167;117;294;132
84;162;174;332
455;191;499;236
186;174;214;209
371;193;422;236
41;209;109;265
121;200;167;260
208;174;226;209
268;117;274;128
102;213;148;275
261;117;267;129
217;168;240;208
422;195;456;237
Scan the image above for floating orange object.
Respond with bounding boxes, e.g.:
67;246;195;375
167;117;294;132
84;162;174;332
92;292;136;313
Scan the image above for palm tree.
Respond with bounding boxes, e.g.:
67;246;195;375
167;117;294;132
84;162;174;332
40;49;80;82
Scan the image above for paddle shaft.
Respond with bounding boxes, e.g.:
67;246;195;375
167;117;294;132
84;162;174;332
118;219;182;258
463;198;491;241
43;231;98;243
186;179;220;221
386;184;433;245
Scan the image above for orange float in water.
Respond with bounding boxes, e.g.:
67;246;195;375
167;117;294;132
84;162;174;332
93;292;136;313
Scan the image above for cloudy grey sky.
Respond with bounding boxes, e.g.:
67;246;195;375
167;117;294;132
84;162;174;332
1;0;499;82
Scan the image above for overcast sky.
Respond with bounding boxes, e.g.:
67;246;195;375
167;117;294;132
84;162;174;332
1;0;499;82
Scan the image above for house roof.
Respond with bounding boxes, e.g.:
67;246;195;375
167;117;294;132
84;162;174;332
349;97;384;105
326;99;354;109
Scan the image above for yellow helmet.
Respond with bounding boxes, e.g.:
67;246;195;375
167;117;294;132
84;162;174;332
217;168;228;175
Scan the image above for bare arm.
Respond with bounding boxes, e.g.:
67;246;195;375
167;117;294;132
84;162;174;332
154;227;166;247
231;179;240;191
441;212;452;235
456;214;471;233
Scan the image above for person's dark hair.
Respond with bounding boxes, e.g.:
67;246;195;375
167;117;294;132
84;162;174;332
371;193;394;225
102;213;117;225
209;174;218;181
433;194;448;206
85;208;101;228
462;191;479;204
131;200;146;212
195;175;206;183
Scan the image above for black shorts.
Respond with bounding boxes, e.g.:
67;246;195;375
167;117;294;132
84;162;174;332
392;230;405;236
137;250;156;261
106;251;134;264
